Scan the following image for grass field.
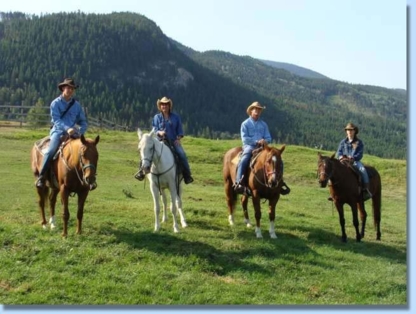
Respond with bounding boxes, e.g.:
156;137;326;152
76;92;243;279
0;127;407;305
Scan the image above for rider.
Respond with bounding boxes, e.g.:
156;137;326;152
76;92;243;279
234;101;290;195
35;78;88;188
336;122;372;201
151;96;194;184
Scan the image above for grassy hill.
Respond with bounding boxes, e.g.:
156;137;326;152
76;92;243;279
0;127;406;305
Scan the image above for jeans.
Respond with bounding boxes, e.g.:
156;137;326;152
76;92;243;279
354;161;369;184
38;132;63;176
174;144;191;175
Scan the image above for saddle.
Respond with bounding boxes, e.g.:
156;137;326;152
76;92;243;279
162;138;184;174
340;159;372;188
35;135;73;188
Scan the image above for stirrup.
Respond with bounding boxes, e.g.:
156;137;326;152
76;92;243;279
280;182;291;195
35;176;45;188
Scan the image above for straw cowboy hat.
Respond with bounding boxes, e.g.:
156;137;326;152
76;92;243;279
58;78;79;91
246;101;266;115
157;96;173;111
344;122;359;134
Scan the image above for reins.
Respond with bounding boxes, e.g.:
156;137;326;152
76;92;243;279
60;140;97;186
140;137;179;196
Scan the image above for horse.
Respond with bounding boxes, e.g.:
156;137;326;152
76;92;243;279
135;128;187;233
223;143;286;238
317;152;381;242
31;134;100;237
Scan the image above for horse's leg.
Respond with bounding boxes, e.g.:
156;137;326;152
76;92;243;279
251;193;262;238
160;190;168;223
36;186;48;229
76;190;89;235
150;185;161;232
49;188;59;230
175;185;187;228
169;189;180;233
268;198;279;239
357;201;367;239
60;187;70;237
225;179;236;225
335;202;347;242
350;203;361;242
241;195;252;227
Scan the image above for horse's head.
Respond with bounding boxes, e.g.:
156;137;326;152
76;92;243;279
262;144;285;189
137;132;156;177
79;135;100;190
317;152;335;188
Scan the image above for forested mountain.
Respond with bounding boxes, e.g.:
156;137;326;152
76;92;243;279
0;12;407;159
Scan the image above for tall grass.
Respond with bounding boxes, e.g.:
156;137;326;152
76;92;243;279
0;127;407;305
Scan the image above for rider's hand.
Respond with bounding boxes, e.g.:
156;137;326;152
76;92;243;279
158;130;166;137
67;128;75;136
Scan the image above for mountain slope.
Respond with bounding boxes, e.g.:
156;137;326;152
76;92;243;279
0;11;407;159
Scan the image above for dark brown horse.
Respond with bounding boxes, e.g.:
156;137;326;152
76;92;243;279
31;135;99;237
223;144;286;238
317;152;381;242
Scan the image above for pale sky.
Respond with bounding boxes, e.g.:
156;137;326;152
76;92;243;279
0;0;408;90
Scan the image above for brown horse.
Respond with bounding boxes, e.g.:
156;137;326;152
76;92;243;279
317;152;381;242
223;144;286;238
31;135;100;237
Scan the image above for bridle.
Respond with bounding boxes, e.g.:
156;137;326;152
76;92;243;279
317;158;333;185
253;152;283;188
61;141;97;186
139;138;174;177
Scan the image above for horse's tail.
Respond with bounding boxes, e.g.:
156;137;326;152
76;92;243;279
370;169;382;239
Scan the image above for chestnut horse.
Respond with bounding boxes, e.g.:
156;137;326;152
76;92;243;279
31;135;99;237
223;144;286;238
317;152;381;242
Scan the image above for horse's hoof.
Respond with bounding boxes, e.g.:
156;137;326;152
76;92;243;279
50;224;56;230
270;233;277;239
42;224;47;230
181;221;188;228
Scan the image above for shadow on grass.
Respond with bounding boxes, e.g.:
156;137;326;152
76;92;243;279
296;225;406;264
110;227;334;276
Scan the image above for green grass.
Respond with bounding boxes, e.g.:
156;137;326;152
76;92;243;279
0;127;407;305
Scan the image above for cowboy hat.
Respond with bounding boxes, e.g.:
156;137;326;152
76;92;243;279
157;96;173;111
58;78;79;91
246;101;265;115
344;122;359;134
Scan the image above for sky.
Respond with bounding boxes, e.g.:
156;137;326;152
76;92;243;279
1;0;414;313
0;0;407;90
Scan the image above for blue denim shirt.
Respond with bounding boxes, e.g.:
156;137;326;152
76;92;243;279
241;117;272;146
50;96;88;136
336;137;364;161
152;112;184;142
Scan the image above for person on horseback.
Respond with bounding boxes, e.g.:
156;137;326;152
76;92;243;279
35;78;88;188
234;101;290;195
151;96;194;184
336;122;372;201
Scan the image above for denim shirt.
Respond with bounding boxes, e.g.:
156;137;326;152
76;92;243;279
336;137;364;161
241;117;272;146
50;96;88;135
152;112;184;142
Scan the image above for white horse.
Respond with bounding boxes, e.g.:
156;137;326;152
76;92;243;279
136;128;187;233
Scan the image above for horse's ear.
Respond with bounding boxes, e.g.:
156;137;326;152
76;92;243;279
330;153;336;159
279;144;286;154
149;128;156;137
95;135;100;145
81;134;87;145
137;128;143;140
